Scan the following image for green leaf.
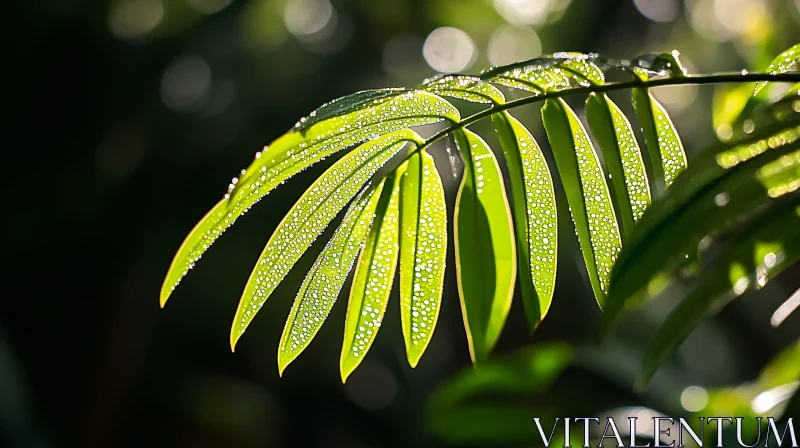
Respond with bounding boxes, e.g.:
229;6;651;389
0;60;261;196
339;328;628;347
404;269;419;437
632;87;687;192
492;111;557;329
160;91;458;307
340;169;403;382
481;53;601;94
586;92;652;236
784;82;800;99
277;180;387;375
293;88;408;132
686;337;800;418
480;56;562;93
638;200;800;386
551;52;605;86
231;130;422;350
713;83;760;141
422;75;505;104
604;119;800;329
427;344;571;445
398;150;448;368
758;338;800;389
453;128;517;364
782;379;800;422
427;342;598;446
755;43;800;95
542;98;622;305
430;343;572;410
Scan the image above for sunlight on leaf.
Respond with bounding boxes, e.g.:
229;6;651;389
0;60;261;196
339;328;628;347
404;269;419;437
454;128;517;364
231;131;421;350
542;98;622;305
399;151;448;368
277;181;387;375
293;88;408;131
492;111;557;329
755;43;800;96
586;92;652;235
422;75;505;104
161;91;458;308
633;88;687;191
340;169;403;381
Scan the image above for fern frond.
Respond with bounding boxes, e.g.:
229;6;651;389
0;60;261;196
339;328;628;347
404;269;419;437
161;44;800;379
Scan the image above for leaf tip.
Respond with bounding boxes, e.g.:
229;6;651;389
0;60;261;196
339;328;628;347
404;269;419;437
159;275;175;308
407;352;420;369
340;354;362;383
278;355;288;377
229;329;240;353
633;374;651;393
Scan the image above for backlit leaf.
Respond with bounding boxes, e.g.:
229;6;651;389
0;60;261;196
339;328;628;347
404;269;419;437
586;92;652;235
277;180;387;375
755;43;800;95
542;98;622;305
399;151;448;367
161;91;458;307
633;87;687;192
293;88;408;131
492;111;557;329
422;75;505;104
340;169;403;381
482;53;602;94
454;128;517;364
231;131;422;349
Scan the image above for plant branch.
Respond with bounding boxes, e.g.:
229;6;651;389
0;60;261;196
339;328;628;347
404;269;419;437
414;71;800;153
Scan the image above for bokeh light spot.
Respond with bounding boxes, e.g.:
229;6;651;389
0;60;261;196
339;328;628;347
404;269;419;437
634;0;680;22
494;0;551;26
680;385;709;412
487;25;542;66
284;0;335;41
423;27;476;73
343;362;398;412
108;0;164;40
161;56;212;112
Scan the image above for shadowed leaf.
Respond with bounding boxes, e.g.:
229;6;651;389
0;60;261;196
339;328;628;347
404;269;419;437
454;128;517;364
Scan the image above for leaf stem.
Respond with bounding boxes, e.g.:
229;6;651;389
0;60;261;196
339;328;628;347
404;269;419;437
415;71;800;154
